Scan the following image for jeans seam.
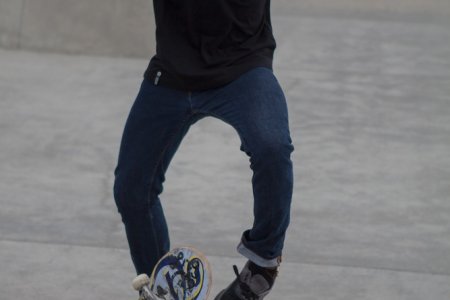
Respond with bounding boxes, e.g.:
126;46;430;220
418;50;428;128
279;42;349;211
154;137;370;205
146;112;194;259
147;113;192;202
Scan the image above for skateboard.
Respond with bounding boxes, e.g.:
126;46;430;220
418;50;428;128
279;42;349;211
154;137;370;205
132;246;212;300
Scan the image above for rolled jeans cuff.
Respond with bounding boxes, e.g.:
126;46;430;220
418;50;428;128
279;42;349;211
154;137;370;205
237;242;281;268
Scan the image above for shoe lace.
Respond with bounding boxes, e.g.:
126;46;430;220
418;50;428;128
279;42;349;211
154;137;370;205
233;265;259;300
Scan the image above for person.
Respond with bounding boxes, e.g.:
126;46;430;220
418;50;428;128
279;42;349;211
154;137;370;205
113;0;294;299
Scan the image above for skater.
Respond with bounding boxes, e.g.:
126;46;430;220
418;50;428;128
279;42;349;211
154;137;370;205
113;0;294;299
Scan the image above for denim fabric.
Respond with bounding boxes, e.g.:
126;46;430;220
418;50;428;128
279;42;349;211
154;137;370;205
113;67;294;275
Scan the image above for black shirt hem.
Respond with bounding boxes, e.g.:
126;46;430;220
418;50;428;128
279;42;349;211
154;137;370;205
143;50;274;92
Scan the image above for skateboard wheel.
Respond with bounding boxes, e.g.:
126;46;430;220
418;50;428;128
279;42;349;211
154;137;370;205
132;274;151;291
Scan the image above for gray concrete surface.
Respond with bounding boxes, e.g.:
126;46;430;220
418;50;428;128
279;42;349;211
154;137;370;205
1;7;450;300
0;0;23;48
273;0;450;22
0;0;156;57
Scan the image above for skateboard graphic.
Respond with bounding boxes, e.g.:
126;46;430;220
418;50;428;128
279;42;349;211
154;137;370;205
132;246;212;300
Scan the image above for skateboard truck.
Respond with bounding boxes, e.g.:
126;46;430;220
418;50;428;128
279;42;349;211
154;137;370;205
132;274;159;300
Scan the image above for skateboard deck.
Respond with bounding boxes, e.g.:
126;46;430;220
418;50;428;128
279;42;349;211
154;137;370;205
132;246;212;300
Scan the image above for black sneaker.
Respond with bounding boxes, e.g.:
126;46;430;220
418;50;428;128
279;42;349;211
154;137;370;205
214;261;278;300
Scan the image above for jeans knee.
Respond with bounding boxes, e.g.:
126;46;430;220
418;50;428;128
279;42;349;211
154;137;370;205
113;172;147;215
250;138;294;166
113;175;127;214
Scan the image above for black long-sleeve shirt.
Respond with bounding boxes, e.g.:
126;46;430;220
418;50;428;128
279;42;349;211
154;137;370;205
144;0;276;91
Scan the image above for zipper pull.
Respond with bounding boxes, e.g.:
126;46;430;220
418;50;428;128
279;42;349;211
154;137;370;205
154;71;162;85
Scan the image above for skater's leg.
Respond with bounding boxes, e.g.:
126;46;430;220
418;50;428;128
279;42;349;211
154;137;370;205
193;67;294;268
113;79;203;275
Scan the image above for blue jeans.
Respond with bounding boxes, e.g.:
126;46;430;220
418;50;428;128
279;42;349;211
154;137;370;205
113;67;294;275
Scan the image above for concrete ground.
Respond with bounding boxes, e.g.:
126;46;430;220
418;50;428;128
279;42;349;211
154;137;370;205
1;9;450;300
